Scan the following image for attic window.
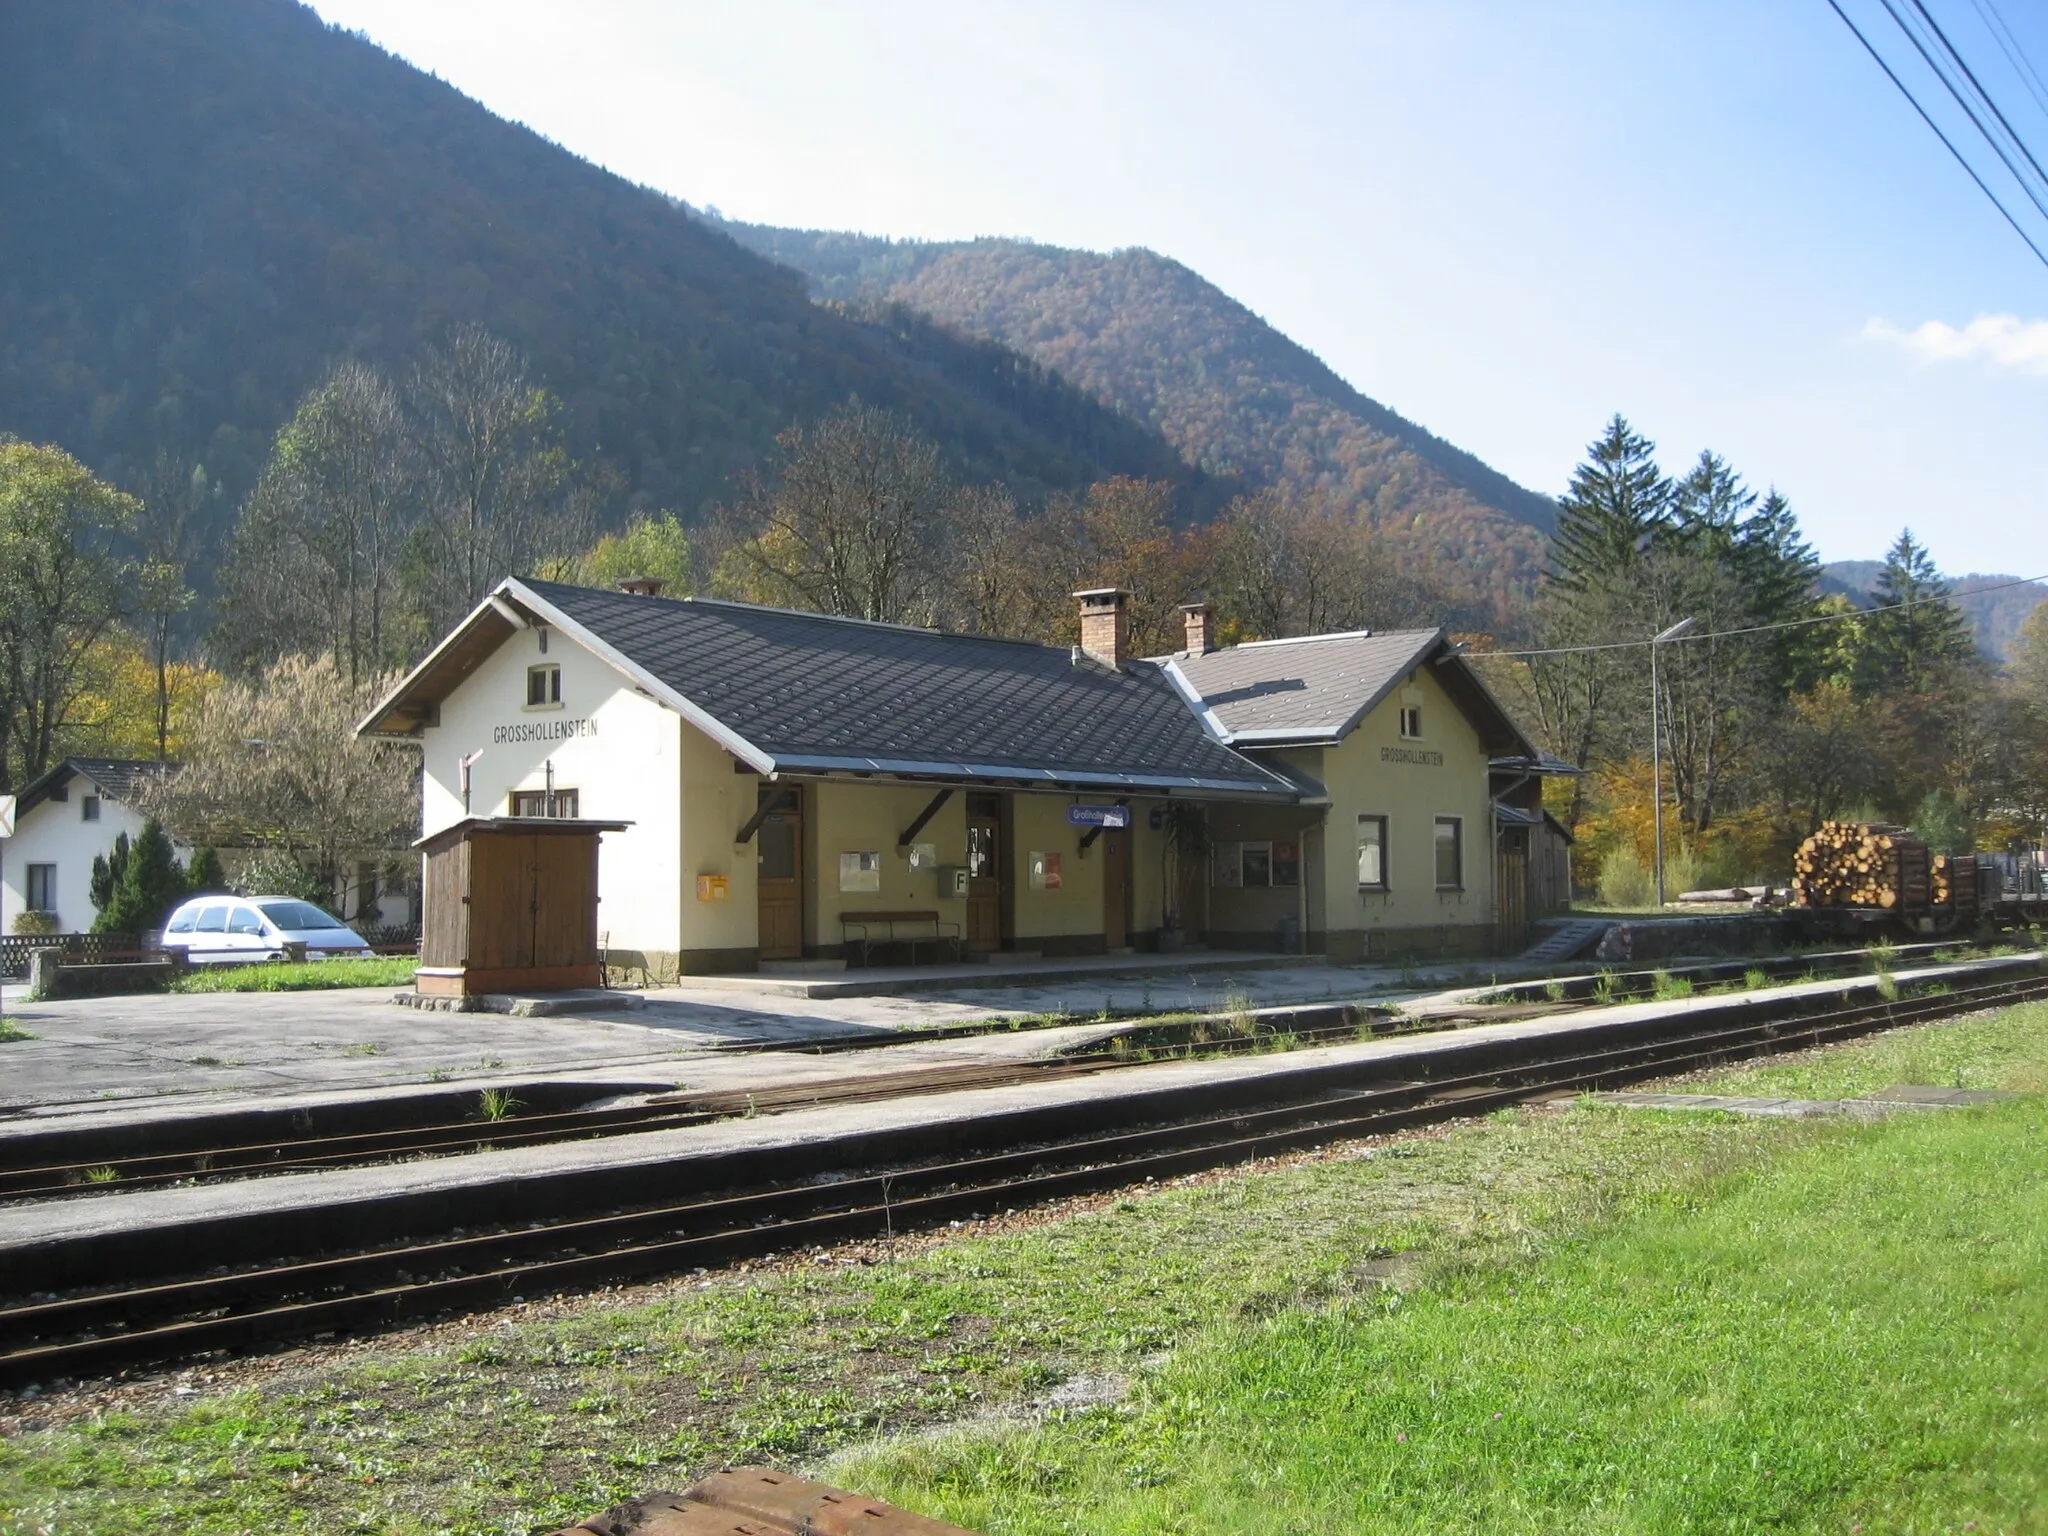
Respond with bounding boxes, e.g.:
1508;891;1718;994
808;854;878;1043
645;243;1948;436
81;794;102;822
526;664;562;709
1399;705;1423;740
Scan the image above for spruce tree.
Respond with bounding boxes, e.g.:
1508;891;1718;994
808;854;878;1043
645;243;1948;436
184;845;227;895
89;831;131;913
1547;414;1671;593
93;819;188;936
1858;529;1976;694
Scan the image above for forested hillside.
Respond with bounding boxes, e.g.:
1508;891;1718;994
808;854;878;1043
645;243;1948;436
716;222;1556;618
1821;561;2046;661
0;1;1208;558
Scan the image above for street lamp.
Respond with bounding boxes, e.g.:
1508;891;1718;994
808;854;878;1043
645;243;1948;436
1650;617;1696;908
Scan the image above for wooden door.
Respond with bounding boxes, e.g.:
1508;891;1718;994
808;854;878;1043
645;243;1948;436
1102;828;1130;950
756;787;803;960
965;794;1002;952
531;833;600;969
1496;835;1529;953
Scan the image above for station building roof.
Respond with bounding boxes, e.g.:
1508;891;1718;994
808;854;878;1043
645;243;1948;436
1167;629;1535;756
359;579;1300;800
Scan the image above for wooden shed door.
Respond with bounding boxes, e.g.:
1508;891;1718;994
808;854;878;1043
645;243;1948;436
757;788;803;960
965;794;1002;952
1497;835;1529;953
531;833;600;969
1102;828;1131;949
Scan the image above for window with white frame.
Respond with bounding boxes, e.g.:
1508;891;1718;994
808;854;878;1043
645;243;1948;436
1399;705;1423;739
81;794;101;822
526;663;562;708
1434;816;1463;890
1357;815;1389;890
511;788;579;818
1212;840;1299;889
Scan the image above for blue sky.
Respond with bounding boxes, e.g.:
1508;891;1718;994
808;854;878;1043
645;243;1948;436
308;0;2048;577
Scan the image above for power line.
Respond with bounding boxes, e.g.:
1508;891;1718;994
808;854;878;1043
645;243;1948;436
1477;570;2048;660
1969;0;2048;123
1825;0;2048;271
1889;0;2048;220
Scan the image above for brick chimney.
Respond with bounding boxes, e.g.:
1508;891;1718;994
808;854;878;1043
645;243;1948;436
1073;587;1130;669
617;576;666;597
1180;595;1215;655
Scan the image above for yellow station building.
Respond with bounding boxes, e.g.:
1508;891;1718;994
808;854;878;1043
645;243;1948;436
360;578;1539;977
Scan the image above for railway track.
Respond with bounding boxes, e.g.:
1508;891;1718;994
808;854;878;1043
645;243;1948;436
2;968;2040;1386
0;1013;1402;1203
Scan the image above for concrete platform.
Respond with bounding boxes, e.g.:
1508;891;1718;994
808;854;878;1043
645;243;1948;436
5;950;2037;1291
694;949;1323;999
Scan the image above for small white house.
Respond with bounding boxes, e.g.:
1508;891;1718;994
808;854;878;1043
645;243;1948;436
1;759;177;935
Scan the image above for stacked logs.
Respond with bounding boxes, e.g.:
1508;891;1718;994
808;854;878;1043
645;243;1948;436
1932;852;1979;916
1792;821;1931;910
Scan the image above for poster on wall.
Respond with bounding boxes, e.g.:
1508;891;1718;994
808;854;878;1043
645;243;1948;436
838;851;882;892
1028;851;1064;890
1212;841;1242;887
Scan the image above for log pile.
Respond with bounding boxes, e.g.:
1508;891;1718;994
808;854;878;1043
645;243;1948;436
1792;821;1931;910
1932;852;1979;916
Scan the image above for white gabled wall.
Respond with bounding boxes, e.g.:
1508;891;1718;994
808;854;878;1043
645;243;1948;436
420;621;684;955
1;791;163;935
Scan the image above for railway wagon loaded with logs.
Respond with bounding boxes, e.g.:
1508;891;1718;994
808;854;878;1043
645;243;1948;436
1793;821;2048;937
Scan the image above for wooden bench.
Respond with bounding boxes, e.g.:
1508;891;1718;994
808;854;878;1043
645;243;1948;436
839;910;962;967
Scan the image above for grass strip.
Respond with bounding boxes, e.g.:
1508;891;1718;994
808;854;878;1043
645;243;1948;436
168;957;417;993
836;1096;2048;1533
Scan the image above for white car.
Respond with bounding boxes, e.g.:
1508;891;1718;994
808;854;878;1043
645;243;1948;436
160;896;372;964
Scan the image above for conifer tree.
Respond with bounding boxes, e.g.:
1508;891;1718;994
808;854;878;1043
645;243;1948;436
184;845;228;895
89;831;132;914
1547;414;1670;593
93;819;187;936
1858;529;1976;694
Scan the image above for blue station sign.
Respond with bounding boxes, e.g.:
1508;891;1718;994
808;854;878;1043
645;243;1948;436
1066;803;1131;829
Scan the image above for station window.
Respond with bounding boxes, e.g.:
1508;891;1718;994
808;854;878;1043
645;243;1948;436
1357;815;1389;890
26;864;56;913
81;794;101;822
1434;816;1463;890
526;663;562;708
1240;841;1272;888
1212;841;1298;889
1400;705;1423;739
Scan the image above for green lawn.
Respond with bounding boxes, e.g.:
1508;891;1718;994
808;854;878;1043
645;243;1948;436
3;1008;2044;1534
168;956;417;993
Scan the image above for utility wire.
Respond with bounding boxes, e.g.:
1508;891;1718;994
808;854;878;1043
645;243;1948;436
1825;0;2048;270
1969;0;2048;123
1477;570;2048;660
1890;0;2048;220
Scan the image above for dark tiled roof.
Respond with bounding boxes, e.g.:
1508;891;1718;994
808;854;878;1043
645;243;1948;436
1170;630;1443;742
17;757;175;816
516;580;1293;797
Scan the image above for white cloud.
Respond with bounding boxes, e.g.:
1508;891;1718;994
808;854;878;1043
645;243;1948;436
1861;313;2048;374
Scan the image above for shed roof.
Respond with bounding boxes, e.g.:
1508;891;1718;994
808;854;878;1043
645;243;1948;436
360;580;1297;799
1167;630;1534;756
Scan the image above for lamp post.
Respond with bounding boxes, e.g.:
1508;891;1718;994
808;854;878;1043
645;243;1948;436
1650;617;1696;908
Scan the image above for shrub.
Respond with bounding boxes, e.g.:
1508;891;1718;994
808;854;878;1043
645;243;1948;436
1598;845;1654;908
184;845;228;895
10;909;60;937
93;819;187;935
229;849;334;911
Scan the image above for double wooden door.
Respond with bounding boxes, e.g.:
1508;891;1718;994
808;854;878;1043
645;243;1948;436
1101;827;1131;950
965;794;1002;952
756;787;803;960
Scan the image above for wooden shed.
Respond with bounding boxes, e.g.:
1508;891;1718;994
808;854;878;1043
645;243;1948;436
414;817;630;997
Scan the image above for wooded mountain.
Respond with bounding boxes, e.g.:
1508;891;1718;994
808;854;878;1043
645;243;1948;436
713;222;1557;619
1820;561;2045;662
0;0;1211;558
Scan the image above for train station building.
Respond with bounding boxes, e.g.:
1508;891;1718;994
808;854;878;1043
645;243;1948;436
359;578;1536;979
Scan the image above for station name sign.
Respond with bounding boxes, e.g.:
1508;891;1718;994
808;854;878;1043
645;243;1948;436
493;717;598;746
1066;804;1131;828
1380;745;1445;767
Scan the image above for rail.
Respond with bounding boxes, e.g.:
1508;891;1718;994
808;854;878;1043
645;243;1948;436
2;967;2042;1384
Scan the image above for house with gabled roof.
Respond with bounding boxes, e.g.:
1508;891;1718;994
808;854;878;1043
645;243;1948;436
1;758;179;935
1165;608;1538;960
358;578;1540;977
